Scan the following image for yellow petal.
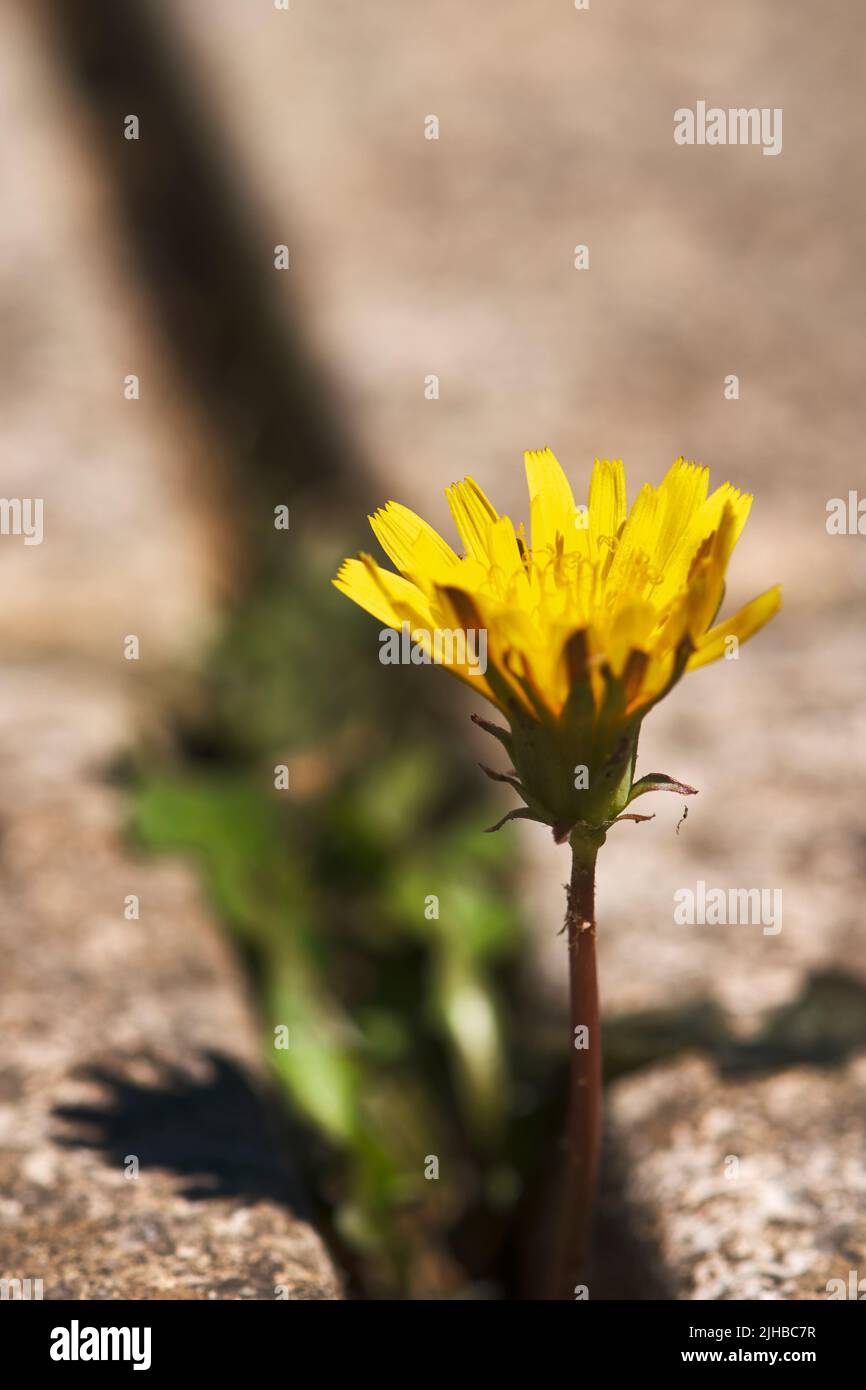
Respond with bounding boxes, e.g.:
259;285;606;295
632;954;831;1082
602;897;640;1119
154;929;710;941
633;644;683;712
606;600;657;676
446;478;499;562
333;555;433;630
369;501;458;578
653;459;710;567
604;482;661;602
686;585;782;670
525;448;579;554
485;515;527;599
435;583;522;712
659;457;709;508
653;481;751;610
684;501;742;639
588;457;627;562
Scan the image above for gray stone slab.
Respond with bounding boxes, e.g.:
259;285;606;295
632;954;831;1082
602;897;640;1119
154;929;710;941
0;666;340;1300
607;1054;866;1300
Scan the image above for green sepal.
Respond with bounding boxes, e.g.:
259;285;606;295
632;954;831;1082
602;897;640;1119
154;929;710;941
627;773;698;805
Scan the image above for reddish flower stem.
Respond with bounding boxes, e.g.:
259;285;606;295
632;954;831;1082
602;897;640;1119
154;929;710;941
547;840;602;1299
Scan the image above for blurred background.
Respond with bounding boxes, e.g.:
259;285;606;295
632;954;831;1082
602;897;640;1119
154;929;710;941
1;0;864;1300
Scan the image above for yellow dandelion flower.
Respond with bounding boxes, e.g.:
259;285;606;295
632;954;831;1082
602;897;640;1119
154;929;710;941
334;450;780;842
335;446;781;1295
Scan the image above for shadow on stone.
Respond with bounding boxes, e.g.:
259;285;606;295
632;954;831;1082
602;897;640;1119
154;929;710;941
39;0;362;514
605;970;866;1085
590;1129;677;1301
52;1050;310;1212
719;970;866;1078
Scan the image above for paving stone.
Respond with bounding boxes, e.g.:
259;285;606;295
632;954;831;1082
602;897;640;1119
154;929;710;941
0;8;340;1300
606;1054;866;1300
0;665;340;1300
